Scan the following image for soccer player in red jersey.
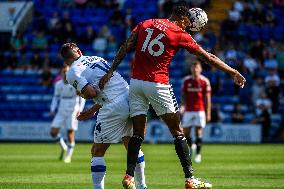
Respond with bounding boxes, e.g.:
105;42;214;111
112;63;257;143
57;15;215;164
181;61;211;163
99;2;245;189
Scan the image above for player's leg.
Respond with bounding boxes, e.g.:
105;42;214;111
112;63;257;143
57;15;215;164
161;113;211;188
50;127;67;160
183;127;193;157
182;112;194;157
50;114;67;160
145;82;193;179
194;126;202;163
148;83;211;188
194;111;206;163
122;136;147;189
64;129;75;163
161;113;193;178
90;143;111;189
123;115;147;189
64;113;78;163
123;79;149;189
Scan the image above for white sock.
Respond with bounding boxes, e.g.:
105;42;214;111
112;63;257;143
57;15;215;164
56;134;67;151
91;157;106;189
135;150;146;188
66;142;75;159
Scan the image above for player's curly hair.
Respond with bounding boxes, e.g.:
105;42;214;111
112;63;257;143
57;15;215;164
60;42;78;60
172;1;189;20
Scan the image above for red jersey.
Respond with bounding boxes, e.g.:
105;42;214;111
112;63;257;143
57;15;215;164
132;19;200;84
182;75;211;112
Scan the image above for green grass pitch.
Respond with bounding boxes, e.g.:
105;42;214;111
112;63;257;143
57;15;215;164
0;143;283;189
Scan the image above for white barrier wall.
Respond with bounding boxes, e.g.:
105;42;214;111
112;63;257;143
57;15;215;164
145;120;262;143
0;121;94;142
0;120;262;143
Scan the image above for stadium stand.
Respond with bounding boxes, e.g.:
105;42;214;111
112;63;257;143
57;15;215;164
0;0;283;141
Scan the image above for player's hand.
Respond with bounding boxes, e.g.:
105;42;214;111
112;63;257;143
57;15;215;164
77;111;93;121
77;104;101;121
49;112;55;117
99;72;112;90
76;112;80;117
180;105;185;114
232;71;246;88
206;113;211;122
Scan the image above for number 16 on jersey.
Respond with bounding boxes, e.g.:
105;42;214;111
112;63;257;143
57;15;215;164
141;28;165;57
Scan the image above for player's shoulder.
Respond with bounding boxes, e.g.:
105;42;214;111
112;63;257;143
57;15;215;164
200;75;210;81
142;18;156;23
55;79;63;85
137;19;154;28
200;75;210;84
66;66;77;82
54;79;63;87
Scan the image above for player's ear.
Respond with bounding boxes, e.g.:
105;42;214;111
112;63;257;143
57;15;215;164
180;17;189;29
77;49;82;56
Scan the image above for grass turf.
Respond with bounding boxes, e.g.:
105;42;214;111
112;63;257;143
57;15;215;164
0;143;283;189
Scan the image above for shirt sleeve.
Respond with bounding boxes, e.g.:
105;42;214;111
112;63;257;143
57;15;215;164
179;32;200;53
66;70;89;93
132;21;143;33
50;82;60;112
204;78;211;94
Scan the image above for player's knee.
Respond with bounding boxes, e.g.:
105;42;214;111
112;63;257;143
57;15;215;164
132;123;146;136
91;147;105;157
169;126;183;136
167;120;183;136
91;144;108;157
67;130;75;138
162;113;183;135
67;129;74;134
50;130;58;138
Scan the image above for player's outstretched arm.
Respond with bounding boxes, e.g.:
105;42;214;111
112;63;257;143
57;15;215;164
194;47;246;88
99;31;138;90
77;104;102;121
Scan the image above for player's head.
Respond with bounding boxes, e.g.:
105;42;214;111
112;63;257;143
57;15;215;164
60;42;82;65
191;61;202;77
171;1;190;30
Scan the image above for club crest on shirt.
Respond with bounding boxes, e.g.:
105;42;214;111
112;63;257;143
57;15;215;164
73;80;78;89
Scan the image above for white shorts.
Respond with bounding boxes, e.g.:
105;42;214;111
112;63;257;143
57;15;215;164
94;94;133;143
182;111;206;128
51;110;78;131
129;79;179;117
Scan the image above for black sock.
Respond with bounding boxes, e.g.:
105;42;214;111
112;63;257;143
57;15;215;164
185;136;193;157
196;137;202;155
186;136;192;147
174;135;193;178
126;135;144;177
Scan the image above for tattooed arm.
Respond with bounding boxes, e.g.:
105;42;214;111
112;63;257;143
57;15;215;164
99;32;138;89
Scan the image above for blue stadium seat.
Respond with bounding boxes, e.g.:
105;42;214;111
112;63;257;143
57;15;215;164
249;25;261;40
261;24;273;40
273;26;284;40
